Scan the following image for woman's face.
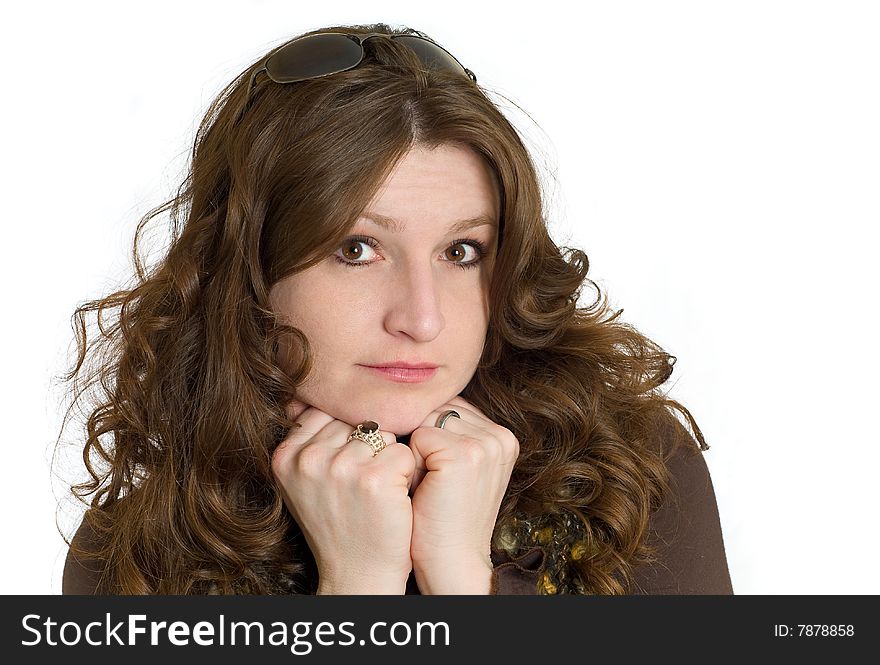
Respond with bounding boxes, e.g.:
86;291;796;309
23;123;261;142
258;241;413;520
269;143;501;437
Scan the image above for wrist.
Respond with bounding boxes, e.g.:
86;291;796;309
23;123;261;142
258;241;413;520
414;556;494;595
317;580;408;595
317;571;410;595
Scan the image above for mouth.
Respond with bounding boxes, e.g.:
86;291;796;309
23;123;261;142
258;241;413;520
359;365;438;383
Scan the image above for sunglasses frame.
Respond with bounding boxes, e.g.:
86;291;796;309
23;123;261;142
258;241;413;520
247;30;477;96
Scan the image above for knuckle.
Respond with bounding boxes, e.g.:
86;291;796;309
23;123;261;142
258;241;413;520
489;425;519;456
500;429;520;457
356;465;386;493
459;436;488;465
294;443;327;477
389;443;417;474
509;439;521;461
270;446;288;477
327;452;359;481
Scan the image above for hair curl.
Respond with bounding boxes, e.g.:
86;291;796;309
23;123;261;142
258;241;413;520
56;22;708;595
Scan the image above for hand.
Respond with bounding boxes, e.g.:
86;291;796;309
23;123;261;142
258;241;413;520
271;398;416;594
408;395;520;594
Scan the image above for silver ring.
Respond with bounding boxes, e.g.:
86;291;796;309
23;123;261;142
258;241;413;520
435;410;461;429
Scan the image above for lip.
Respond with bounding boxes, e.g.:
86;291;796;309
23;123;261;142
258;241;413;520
360;364;438;383
364;361;439;369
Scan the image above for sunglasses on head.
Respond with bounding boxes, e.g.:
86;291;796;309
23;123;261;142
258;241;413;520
247;30;477;96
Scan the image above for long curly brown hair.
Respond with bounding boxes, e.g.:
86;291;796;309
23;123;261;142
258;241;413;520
56;22;708;595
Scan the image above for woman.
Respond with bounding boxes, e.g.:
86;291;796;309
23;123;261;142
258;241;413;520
60;22;732;595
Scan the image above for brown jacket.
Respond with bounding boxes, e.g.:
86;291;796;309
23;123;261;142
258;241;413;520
64;418;733;595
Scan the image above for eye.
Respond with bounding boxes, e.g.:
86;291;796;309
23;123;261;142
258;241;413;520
445;238;488;270
444;242;479;263
332;235;488;270
334;236;380;266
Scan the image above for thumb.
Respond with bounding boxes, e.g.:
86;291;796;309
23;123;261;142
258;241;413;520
407;428;431;495
409;466;427;496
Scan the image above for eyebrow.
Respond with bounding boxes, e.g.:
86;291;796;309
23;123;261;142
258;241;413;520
360;211;498;234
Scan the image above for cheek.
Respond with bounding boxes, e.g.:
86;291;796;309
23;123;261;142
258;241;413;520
451;289;490;347
270;276;341;368
275;308;352;381
272;270;342;335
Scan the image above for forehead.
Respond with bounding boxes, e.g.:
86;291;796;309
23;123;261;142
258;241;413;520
357;144;501;232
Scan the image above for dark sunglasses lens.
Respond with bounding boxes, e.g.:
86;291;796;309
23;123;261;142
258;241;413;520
266;33;363;83
394;36;466;75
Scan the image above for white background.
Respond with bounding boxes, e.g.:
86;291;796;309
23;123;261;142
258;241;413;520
2;0;877;594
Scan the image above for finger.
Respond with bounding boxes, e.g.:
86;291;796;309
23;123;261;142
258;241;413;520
446;395;489;420
411;408;506;474
279;416;383;470
408;448;428;495
338;434;414;496
437;399;498;437
419;403;483;435
384;441;417;492
280;407;336;448
339;427;398;459
408;421;463;469
285;396;311;421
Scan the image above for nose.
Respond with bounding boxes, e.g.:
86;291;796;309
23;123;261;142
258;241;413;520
382;260;446;342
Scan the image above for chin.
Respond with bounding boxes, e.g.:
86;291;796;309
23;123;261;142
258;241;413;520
384;417;426;440
351;410;430;440
323;387;464;439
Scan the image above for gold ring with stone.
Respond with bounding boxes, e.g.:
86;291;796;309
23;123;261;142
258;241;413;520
347;420;387;457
